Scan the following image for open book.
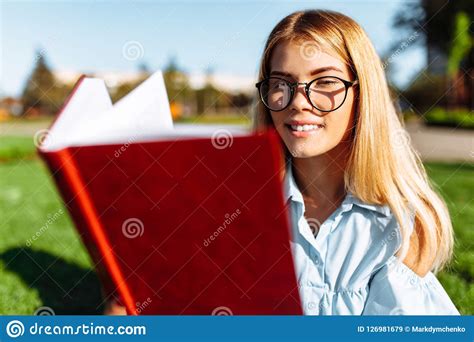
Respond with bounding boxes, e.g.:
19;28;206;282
38;71;301;315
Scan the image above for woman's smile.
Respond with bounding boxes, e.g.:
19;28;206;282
284;119;325;138
286;123;323;137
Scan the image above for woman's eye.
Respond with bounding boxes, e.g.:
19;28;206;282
271;82;286;89
318;80;337;86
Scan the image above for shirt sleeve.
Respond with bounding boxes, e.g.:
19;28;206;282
362;256;460;315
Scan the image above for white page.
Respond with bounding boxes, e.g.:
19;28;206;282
42;78;113;151
42;70;249;151
71;71;174;145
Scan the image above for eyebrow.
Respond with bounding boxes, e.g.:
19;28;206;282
270;66;344;78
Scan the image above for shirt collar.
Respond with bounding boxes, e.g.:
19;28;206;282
283;160;391;217
283;159;304;205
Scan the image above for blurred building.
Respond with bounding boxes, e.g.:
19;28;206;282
0;97;23;119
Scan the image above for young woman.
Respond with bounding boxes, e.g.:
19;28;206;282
254;10;459;315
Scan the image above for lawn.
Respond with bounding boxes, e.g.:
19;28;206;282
0;135;472;314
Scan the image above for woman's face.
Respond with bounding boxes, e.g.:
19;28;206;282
268;40;357;158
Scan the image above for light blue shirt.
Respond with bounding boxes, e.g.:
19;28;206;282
284;161;460;315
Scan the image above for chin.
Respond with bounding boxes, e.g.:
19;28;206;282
285;144;322;158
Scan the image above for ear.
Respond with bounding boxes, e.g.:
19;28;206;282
402;219;437;278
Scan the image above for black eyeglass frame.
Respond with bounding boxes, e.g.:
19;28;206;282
255;76;358;112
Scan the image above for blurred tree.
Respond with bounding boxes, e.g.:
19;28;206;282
111;62;151;103
393;0;474;73
138;61;151;75
195;66;225;115
447;12;472;77
162;56;191;117
21;49;69;116
448;12;474;109
163;57;191;103
112;82;137;103
393;0;474;110
228;92;252;109
399;73;446;113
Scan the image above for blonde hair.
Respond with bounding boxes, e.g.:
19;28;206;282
254;10;454;274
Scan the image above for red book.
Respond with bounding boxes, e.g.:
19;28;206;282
38;71;302;315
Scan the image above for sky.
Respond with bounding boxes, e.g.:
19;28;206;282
0;0;424;97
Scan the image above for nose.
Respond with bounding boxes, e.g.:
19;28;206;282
290;84;312;111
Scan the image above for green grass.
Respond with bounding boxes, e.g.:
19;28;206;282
424;107;474;129
0;158;103;314
0;136;37;161
0;137;472;314
425;162;474;314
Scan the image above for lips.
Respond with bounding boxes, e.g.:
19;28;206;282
289;124;321;132
285;120;325;133
284;124;323;139
286;119;324;125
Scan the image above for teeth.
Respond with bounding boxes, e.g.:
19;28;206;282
290;124;321;132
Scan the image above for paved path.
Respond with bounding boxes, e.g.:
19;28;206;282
405;121;473;163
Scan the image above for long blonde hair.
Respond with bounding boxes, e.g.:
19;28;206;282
254;10;454;274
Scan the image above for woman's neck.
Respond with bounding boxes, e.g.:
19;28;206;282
292;142;350;213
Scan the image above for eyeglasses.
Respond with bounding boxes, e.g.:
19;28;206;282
255;76;358;112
